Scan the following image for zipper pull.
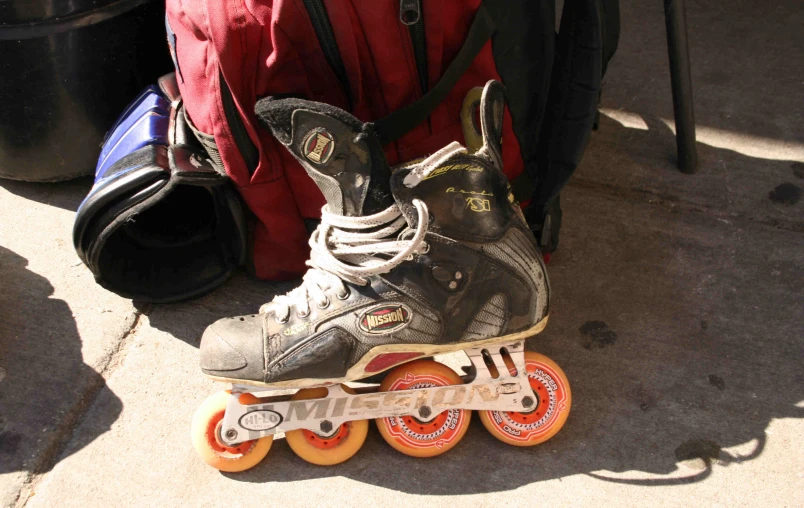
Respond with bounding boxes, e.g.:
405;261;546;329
400;0;420;25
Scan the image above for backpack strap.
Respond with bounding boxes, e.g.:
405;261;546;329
373;4;496;143
509;171;537;203
524;0;607;254
372;2;543;206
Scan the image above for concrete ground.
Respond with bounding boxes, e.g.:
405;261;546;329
1;1;802;507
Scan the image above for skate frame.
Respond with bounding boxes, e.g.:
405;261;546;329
218;341;536;445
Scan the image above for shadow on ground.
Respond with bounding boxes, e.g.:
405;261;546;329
0;177;92;212
0;246;121;476
136;274;296;348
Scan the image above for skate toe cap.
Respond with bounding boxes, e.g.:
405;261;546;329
200;316;263;376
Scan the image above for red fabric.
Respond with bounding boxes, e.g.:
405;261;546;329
167;0;524;280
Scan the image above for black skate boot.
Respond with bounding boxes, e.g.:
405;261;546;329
192;81;571;471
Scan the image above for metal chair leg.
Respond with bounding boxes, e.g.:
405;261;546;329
664;0;699;174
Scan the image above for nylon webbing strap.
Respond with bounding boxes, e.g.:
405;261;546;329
183;107;224;171
373;5;496;142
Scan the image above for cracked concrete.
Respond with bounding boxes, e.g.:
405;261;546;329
0;176;142;507
1;0;803;506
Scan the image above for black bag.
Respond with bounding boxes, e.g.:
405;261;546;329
522;0;620;255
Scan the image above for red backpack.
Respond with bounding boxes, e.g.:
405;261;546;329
165;0;614;280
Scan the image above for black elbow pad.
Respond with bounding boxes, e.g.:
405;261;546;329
73;73;247;302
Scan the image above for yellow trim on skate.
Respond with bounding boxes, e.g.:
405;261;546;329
207;315;549;389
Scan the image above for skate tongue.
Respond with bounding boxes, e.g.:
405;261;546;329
255;98;394;217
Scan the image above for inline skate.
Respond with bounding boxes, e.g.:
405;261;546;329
191;81;571;471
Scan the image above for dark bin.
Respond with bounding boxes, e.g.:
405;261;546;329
0;0;173;181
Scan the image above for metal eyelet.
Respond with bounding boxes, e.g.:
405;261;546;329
297;308;310;318
336;288;351;300
317;298;331;309
420;242;430;254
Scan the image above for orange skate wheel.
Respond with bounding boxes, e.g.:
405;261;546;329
375;360;471;458
285;385;368;466
191;390;273;472
479;351;571;446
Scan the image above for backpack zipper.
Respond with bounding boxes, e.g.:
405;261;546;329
301;1;428;105
400;0;427;94
302;0;352;107
220;71;260;174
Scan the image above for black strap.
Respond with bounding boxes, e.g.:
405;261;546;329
510;172;537;203
183;107;225;172
373;4;496;142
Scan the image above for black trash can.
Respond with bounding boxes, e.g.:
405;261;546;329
0;0;173;181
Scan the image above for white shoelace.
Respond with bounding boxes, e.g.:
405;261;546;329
261;142;467;323
402;141;467;187
260;199;429;322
